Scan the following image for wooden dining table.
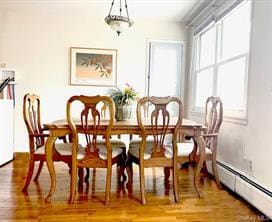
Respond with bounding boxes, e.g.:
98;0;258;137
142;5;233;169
43;118;206;202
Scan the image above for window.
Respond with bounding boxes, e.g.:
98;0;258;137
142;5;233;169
192;0;251;120
148;41;183;98
147;40;184;115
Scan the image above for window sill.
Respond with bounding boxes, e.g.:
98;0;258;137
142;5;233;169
191;110;248;125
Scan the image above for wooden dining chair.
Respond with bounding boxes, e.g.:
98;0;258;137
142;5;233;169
126;96;183;204
99;100;127;153
66;95;126;205
22;94;83;192
177;96;223;189
82;100;127;184
128;97;153;143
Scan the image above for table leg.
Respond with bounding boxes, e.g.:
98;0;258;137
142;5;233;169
193;135;206;198
45;135;57;203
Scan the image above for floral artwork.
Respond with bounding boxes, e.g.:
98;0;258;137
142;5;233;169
70;47;117;86
78;54;112;78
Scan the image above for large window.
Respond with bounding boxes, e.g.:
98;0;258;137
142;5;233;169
193;0;251;120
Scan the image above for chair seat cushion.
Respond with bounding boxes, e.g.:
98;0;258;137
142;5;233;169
129;135;173;147
165;143;212;157
129;137;154;149
77;146;123;160
198;146;212;155
98;146;123;160
179;143;212;155
177;143;194;156
96;139;126;149
35;143;85;157
128;141;173;159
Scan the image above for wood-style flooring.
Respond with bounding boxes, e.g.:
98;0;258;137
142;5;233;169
0;153;265;221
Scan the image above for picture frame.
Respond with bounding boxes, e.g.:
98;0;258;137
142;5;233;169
70;47;117;86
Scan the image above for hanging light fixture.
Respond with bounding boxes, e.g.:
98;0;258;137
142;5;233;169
105;0;134;36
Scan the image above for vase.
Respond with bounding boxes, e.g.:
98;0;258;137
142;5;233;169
115;105;132;121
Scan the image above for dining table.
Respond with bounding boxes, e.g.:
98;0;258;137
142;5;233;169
43;118;206;203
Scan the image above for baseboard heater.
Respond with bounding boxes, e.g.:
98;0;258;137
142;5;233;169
207;161;272;219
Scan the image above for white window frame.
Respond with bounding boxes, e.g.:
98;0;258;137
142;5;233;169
145;39;186;101
191;0;252;125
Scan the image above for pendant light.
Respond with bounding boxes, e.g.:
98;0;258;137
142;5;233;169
105;0;134;36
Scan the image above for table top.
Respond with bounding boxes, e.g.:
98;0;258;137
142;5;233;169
44;118;205;130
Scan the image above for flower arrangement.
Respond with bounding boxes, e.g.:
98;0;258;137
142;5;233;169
108;83;138;121
108;83;138;106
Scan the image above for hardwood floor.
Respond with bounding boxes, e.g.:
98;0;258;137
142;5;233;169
0;153;265;221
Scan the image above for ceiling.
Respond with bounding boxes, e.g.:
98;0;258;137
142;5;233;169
4;0;210;22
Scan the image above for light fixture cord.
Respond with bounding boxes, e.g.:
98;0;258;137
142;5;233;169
125;0;130;20
119;0;122;16
108;0;115;16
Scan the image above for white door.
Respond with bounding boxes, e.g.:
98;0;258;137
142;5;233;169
147;41;184;98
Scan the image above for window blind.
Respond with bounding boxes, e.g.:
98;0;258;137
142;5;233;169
192;0;246;36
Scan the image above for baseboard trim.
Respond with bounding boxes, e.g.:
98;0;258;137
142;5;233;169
217;161;272;197
0;156;14;167
214;161;272;219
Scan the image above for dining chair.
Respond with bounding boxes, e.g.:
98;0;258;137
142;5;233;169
66;95;126;205
22;93;84;192
177;96;223;189
82;100;127;184
97;100;127;183
128;97;152;142
126;96;183;204
99;100;127;155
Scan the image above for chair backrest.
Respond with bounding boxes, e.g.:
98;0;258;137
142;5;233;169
23;93;44;150
137;96;183;158
136;97;148;118
205;96;223;135
66;95;114;158
101;100;110;119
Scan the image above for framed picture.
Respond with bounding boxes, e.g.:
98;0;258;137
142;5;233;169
70;47;117;86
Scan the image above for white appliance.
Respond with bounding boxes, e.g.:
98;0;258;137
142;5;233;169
0;68;15;81
0;100;14;166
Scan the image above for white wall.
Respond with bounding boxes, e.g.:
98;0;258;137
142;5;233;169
0;5;187;152
187;0;272;191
